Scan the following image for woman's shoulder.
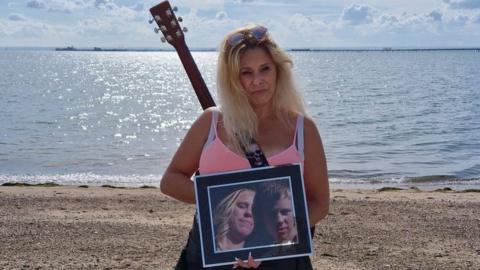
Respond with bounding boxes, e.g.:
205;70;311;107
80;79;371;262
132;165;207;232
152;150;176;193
295;113;322;140
203;106;223;118
196;106;221;122
302;114;317;129
188;107;221;136
284;111;315;129
205;106;221;113
205;106;226;123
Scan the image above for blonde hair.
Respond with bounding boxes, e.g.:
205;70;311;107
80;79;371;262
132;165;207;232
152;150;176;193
213;188;255;251
217;24;306;152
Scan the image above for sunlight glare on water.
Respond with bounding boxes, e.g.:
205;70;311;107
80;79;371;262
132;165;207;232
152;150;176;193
0;50;479;188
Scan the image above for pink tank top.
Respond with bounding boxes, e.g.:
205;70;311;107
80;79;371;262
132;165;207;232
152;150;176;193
198;111;304;175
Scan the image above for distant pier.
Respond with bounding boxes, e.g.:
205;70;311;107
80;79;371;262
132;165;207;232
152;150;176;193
55;46;129;52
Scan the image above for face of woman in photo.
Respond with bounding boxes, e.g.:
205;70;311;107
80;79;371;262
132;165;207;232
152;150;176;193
239;47;277;108
228;190;256;239
265;195;297;243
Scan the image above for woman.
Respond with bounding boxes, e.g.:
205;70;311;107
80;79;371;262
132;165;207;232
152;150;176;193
213;188;256;251
160;24;329;269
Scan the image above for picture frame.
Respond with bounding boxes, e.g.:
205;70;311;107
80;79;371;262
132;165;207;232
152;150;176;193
194;163;312;267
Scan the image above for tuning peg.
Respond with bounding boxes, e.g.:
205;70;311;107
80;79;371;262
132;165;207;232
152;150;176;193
154;27;160;34
154;15;161;22
182;27;188;33
178;17;183;22
160;37;166;43
173;6;178;12
149;18;154;24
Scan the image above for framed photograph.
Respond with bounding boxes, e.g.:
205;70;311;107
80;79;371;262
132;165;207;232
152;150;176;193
194;163;312;267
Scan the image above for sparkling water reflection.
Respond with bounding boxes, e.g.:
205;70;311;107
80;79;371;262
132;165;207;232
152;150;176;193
0;50;479;187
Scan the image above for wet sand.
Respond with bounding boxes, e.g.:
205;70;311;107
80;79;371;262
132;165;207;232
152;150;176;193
0;185;479;269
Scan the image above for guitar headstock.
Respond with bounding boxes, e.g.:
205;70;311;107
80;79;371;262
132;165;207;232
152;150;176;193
149;1;187;49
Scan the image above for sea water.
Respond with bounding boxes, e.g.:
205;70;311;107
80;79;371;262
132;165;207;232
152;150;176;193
0;50;479;189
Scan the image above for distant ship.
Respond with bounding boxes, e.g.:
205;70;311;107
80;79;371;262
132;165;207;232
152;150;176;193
55;46;76;51
290;48;311;51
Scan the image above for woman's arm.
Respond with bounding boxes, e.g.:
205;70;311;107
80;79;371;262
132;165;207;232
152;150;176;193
160;108;215;204
303;116;330;226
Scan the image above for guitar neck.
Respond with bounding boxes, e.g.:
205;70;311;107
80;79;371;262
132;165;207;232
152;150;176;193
149;1;215;110
175;44;216;110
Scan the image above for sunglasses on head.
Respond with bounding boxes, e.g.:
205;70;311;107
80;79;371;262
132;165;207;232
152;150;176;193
227;26;268;47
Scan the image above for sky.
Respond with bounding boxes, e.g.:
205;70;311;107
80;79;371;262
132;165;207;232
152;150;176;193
1;0;480;48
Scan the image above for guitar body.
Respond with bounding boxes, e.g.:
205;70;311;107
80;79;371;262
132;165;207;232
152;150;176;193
149;1;215;110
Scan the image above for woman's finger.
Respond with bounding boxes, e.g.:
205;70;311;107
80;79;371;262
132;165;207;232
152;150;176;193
233;257;248;268
233;253;262;269
247;252;261;268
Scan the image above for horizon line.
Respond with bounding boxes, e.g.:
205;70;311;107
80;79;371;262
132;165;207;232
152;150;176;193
2;46;480;52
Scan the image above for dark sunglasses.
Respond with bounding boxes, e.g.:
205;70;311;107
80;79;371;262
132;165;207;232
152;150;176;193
227;26;268;47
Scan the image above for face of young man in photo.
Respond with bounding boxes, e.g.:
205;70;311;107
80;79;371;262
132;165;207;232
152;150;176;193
264;195;297;243
228;190;255;239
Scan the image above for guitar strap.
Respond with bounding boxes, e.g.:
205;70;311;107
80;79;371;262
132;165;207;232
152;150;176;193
242;140;270;168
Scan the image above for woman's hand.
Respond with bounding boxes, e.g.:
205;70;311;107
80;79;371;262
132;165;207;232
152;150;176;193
233;252;261;269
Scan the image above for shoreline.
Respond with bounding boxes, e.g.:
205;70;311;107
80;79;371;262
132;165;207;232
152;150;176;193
1;185;479;269
2;180;479;192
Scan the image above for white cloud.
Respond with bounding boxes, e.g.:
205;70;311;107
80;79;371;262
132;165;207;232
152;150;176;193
281;13;333;47
178;9;241;47
288;13;329;33
443;0;480;9
450;14;471;25
171;0;227;10
0;21;5;36
94;0;111;7
8;13;28;21
95;0;117;11
341;4;378;25
24;0;87;13
24;0;122;13
3;0;480;48
216;11;228;20
1;1;149;47
378;14;400;26
0;17;71;45
131;3;144;12
429;10;443;21
26;0;46;9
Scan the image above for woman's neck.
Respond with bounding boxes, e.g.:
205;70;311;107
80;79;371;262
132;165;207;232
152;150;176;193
252;103;274;121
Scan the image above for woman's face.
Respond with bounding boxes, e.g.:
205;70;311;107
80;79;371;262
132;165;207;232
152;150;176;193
238;47;277;108
264;195;297;243
228;190;256;239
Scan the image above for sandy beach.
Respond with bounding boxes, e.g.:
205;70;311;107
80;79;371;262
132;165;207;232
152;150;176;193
0;185;479;270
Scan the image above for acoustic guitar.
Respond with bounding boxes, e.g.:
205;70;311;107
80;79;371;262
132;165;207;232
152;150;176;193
149;1;216;110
